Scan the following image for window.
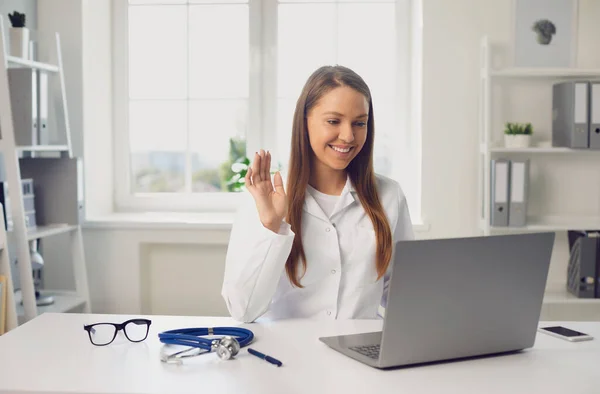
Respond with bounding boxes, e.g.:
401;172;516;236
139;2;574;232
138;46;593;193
114;0;422;221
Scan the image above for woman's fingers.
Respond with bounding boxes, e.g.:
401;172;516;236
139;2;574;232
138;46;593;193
252;152;261;182
273;171;285;195
250;149;277;190
258;149;266;182
264;151;271;183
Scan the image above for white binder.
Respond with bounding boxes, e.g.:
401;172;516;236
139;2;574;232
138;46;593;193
490;159;510;227
590;83;600;149
508;160;529;227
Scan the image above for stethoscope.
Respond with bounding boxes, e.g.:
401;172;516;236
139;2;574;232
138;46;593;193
158;327;254;364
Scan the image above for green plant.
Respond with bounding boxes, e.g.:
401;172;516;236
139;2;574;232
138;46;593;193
225;153;283;192
219;137;248;192
226;156;250;192
8;11;26;28
504;122;533;136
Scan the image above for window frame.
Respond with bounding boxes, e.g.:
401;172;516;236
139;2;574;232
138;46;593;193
112;0;421;222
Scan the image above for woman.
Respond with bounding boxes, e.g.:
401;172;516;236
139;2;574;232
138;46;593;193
221;65;414;323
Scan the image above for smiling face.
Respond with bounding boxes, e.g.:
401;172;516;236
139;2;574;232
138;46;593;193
306;85;369;173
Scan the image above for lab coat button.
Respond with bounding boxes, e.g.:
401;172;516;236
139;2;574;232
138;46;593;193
331;269;336;274
327;311;332;316
326;227;331;232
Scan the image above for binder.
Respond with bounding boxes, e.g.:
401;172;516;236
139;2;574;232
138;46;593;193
567;231;599;299
508;160;529;227
590;83;600;149
552;81;589;149
490;159;510;227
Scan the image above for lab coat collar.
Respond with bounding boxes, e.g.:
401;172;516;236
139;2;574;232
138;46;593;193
303;175;357;222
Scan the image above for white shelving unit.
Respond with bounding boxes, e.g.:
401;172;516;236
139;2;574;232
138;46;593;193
478;36;600;236
478;36;600;320
14;289;86;325
486;146;600;154
0;16;90;333
489;68;600;78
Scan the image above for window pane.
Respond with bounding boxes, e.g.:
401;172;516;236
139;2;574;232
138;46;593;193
129;101;187;151
129;0;186;4
276;98;296;172
189;0;248;3
188;5;249;99
372;101;395;177
131;151;186;192
129;6;187;99
337;3;396;102
130;0;248;2
277;4;336;98
337;3;396;177
129;101;187;193
278;0;393;3
189;100;248;192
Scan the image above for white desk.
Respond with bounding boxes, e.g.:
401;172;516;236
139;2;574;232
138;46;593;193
0;313;598;394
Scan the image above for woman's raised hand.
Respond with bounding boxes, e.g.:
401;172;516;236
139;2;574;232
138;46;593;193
245;150;287;233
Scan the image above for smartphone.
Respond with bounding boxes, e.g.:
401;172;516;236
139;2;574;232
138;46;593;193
538;326;594;342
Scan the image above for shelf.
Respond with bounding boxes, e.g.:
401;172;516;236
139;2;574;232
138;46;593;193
543;288;600;305
489;146;600;154
490;68;600;78
6;56;60;73
16;145;69;153
15;290;86;323
485;216;600;233
27;224;78;240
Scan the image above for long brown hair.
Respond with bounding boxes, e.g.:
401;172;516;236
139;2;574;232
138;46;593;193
285;65;393;288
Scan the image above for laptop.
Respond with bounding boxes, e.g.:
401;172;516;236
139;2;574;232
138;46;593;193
319;232;555;369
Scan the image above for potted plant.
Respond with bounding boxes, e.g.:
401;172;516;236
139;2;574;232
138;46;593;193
532;19;556;45
8;11;29;59
504;122;533;148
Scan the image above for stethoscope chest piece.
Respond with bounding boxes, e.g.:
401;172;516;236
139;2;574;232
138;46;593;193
212;336;240;360
158;327;253;364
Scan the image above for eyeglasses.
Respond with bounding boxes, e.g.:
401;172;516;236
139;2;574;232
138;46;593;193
83;319;152;346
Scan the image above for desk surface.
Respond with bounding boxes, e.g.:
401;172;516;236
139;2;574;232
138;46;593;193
0;313;598;394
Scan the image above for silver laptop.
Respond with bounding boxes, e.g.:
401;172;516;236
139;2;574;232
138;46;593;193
319;232;555;369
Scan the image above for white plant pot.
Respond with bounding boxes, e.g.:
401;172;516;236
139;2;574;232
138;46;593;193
504;134;531;149
9;27;30;59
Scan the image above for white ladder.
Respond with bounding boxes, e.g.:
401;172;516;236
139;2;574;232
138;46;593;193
0;15;90;331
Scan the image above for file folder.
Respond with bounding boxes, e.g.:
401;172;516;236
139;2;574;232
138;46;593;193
552;81;589;149
508;159;529;227
490;159;510;227
590;83;600;149
567;231;599;299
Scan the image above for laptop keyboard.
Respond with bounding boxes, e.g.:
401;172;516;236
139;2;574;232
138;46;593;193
349;344;380;360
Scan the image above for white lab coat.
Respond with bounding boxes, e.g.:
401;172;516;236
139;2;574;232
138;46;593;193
221;174;414;323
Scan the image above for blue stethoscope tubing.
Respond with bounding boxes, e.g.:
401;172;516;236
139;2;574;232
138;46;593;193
158;327;254;352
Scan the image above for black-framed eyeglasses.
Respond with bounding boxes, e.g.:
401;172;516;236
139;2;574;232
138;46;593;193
83;319;152;346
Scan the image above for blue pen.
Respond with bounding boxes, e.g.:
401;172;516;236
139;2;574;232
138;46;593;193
248;348;283;367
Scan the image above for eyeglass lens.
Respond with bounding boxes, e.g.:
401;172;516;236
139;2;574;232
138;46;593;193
89;324;117;346
124;320;150;342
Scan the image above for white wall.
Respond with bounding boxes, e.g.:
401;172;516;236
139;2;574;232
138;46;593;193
42;0;600;319
81;0;113;217
419;0;600;290
82;226;231;315
37;0;83;158
0;0;36;37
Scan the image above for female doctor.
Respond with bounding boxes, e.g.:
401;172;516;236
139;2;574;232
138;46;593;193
221;65;414;323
